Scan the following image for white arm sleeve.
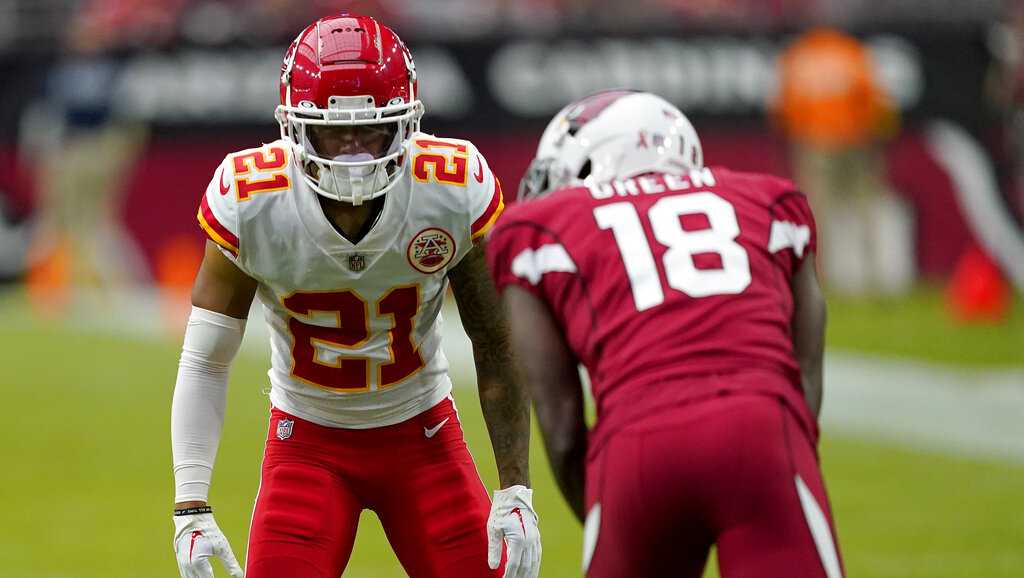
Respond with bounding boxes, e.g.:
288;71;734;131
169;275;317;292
171;306;246;503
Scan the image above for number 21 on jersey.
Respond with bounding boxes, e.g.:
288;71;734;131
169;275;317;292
595;192;751;311
412;139;468;186
283;285;424;391
231;146;290;201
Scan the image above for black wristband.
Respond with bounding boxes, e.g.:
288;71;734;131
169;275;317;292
174;506;213;516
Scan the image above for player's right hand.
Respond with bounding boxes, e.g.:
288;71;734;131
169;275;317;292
173;512;244;578
487;485;541;578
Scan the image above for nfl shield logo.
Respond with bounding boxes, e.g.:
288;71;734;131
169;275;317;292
348;254;365;272
276;418;294;440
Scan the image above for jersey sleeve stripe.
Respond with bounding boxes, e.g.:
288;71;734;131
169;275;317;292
197;196;239;256
471;178;505;240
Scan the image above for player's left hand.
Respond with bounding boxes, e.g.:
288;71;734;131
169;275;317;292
173;512;244;578
487;485;541;578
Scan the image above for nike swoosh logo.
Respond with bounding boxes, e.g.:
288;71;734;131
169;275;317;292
511;507;526;535
424;417;450;438
189;530;203;562
219;168;231;195
473;156;484;183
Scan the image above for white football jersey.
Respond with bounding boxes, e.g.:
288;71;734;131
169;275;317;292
197;134;504;428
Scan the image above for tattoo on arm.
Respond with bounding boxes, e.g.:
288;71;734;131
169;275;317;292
449;242;531;488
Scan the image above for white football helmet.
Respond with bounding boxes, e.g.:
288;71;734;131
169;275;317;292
519;90;703;201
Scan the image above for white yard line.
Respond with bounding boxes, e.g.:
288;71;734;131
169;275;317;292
820;354;1024;464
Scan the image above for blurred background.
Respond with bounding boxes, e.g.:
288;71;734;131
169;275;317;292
0;0;1022;577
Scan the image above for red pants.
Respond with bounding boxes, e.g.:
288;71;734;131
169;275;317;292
584;393;843;578
245;397;501;578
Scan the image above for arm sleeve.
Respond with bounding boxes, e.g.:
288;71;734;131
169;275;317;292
170;306;246;503
197;159;242;262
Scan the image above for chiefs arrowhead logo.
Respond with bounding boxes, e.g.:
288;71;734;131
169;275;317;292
219;168;231;195
407;228;456;274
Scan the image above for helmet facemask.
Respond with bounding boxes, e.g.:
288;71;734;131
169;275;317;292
517;158;553;202
277;95;423;206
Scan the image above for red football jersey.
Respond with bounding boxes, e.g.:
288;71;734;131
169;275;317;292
487;167;817;436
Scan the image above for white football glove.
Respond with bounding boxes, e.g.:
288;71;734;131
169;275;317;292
173;512;244;578
487;485;541;578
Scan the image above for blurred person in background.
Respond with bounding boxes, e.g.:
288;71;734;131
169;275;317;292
987;0;1024;221
773;27;912;297
487;90;842;577
170;13;540;578
0;189;31;282
20;0;162;316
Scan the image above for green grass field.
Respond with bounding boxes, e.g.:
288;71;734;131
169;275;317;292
1;287;1022;577
826;285;1024;368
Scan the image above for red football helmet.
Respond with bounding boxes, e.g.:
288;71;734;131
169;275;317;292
276;13;423;205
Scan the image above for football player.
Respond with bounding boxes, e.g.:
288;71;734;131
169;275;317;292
486;90;842;577
170;14;540;578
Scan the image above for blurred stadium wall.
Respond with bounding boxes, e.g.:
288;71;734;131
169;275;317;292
0;0;1020;300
